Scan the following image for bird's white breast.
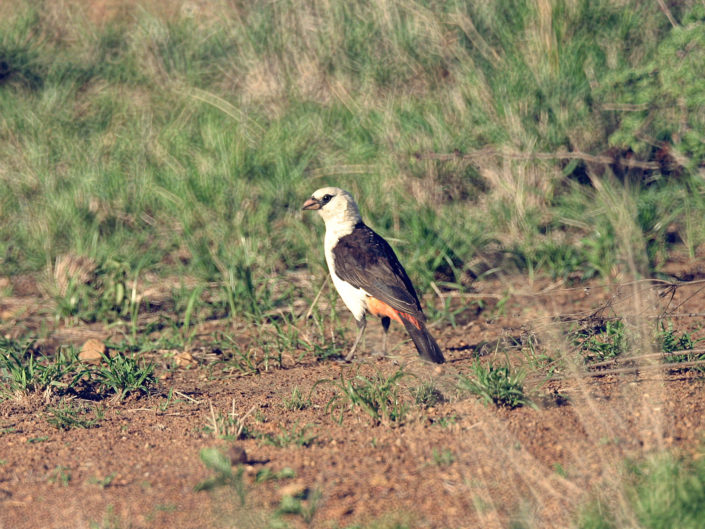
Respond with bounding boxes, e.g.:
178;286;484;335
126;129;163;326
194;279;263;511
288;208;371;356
324;227;368;321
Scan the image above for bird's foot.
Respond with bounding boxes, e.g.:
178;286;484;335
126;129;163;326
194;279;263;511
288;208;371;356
370;349;388;361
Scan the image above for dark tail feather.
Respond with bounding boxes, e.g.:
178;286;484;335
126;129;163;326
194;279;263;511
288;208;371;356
401;318;445;364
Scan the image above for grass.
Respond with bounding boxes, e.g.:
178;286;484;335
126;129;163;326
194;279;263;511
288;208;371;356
568;318;705;370
318;368;413;425
658;323;699;354
89;506;126;529
46;399;104;430
54;258;134;324
276;488;321;525
433;414;458;429
1;0;704;311
458;360;532;409
48;465;71;486
431;448;456;467
412;381;445;408
0;340;88;398
88;472;117;489
657;323;705;367
204;400;256;441
577;450;705;529
0;338;156;400
95;353;156;399
282;387;312;411
261;422;316;448
255;467;296;483
573;320;629;363
195;447;319;526
194;447;248;505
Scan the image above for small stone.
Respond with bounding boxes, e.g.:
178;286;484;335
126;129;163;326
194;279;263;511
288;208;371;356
278;481;307;498
228;445;248;465
79;339;107;364
369;474;389;488
174;351;197;368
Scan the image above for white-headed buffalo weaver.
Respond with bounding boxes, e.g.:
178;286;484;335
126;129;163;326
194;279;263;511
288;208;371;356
303;187;445;364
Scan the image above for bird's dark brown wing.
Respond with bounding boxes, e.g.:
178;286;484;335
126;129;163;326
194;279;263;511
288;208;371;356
332;223;425;320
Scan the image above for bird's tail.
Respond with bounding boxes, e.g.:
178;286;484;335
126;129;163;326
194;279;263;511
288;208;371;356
400;316;445;364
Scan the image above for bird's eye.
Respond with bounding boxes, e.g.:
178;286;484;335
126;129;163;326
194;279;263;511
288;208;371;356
320;194;333;205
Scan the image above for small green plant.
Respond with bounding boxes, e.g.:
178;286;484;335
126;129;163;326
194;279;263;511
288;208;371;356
573;319;628;362
46;400;103;430
412;382;444;408
95;354;156;399
219;265;270;322
276;488;321;524
318;368;413;425
194;447;248;506
657;323;704;368
261;423;316;448
48;465;71;486
55;259;133;324
218;335;261;375
553;462;568;478
521;334;558;378
157;388;175;412
311;342;344;361
431;448;455;467
0;341;86;397
658;322;697;353
578;451;705;529
204;401;255;440
458;361;531;409
283;386;311;411
255;467;296;483
175;285;205;347
88;505;124;529
434;414;458;428
259;314;305;369
424;296;473;329
88;472;116;489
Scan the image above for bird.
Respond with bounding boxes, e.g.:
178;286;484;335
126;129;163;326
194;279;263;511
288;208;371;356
303;187;445;364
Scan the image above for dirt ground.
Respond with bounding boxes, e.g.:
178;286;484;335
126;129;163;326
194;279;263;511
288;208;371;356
2;258;705;529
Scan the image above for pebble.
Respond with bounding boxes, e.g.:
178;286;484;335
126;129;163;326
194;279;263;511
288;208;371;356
174;351;197;368
228;445;248;465
79;339;107;364
278;481;307;498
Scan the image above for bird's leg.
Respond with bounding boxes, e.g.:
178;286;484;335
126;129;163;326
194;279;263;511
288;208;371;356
381;316;391;355
345;316;367;362
370;317;391;360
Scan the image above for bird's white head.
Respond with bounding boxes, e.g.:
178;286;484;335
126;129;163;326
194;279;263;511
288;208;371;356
302;187;362;229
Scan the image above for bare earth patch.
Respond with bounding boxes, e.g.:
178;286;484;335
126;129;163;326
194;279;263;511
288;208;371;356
1;271;705;529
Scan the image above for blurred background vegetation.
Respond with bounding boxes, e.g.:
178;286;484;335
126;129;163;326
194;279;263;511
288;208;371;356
0;0;704;316
2;4;705;526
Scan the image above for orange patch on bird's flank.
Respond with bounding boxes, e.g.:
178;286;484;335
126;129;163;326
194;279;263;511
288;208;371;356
366;297;421;330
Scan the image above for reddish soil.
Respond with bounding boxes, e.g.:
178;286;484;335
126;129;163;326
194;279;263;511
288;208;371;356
2;264;705;529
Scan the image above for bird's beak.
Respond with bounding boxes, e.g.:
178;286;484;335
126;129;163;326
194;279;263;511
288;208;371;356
302;197;321;210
